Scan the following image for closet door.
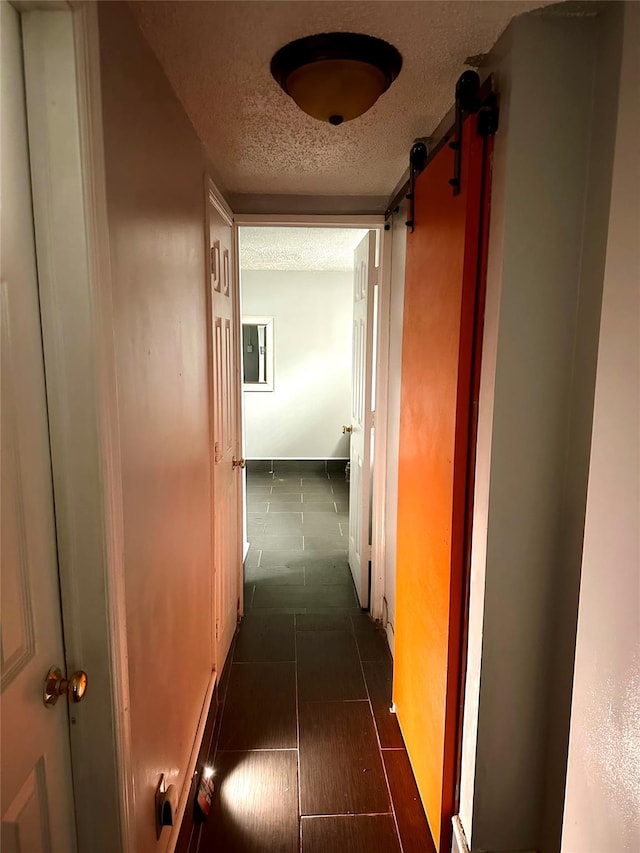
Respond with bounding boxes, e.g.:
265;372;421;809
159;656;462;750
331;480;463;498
208;191;241;676
393;115;493;851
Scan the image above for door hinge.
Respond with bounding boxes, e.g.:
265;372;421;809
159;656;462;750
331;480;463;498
215;619;219;641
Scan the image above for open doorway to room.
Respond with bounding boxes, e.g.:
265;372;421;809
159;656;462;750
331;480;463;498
237;225;369;612
190;222;435;853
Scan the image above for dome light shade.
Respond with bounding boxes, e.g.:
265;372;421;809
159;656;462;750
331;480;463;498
271;33;402;125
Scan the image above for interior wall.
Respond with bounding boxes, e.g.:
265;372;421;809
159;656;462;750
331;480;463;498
458;9;621;851
241;269;352;459
562;3;640;848
539;4;625;847
98;3;218;850
382;204;407;654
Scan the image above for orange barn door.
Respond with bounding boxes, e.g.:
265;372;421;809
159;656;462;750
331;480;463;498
393;114;492;851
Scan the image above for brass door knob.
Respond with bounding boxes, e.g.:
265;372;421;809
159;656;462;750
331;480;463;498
232;457;246;469
43;666;88;707
342;425;353;434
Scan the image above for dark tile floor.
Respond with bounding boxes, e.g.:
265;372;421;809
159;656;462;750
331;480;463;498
195;462;434;853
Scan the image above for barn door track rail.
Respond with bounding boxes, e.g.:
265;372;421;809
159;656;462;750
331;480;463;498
384;71;499;228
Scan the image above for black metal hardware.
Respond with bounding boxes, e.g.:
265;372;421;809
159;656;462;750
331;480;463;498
405;141;428;232
383;204;400;230
449;70;481;196
457;69;482;112
477;94;499;137
384;73;497;220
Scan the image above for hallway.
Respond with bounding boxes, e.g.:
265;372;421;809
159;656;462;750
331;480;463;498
197;462;434;851
2;2;635;850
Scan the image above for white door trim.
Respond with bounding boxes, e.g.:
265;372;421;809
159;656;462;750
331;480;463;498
235;219;250;578
231;216;245;617
235;213;384;228
208;175;235;227
369;226;393;621
21;4;134;850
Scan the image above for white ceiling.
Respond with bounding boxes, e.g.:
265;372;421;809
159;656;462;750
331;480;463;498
129;0;553;205
239;227;369;271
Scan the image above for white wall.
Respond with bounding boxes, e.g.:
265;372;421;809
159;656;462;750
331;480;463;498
98;4;218;849
241;269;352;459
458;7;626;851
382;203;407;654
562;3;640;848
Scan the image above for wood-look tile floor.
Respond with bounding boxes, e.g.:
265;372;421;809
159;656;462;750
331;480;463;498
196;464;435;853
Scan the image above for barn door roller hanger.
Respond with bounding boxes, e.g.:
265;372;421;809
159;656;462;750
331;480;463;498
449;70;499;196
385;71;498;231
404;141;429;232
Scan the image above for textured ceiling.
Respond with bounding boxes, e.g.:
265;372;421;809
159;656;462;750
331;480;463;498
239;227;369;271
128;0;552;202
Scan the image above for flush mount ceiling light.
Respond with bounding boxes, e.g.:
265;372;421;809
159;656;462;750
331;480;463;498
271;32;402;126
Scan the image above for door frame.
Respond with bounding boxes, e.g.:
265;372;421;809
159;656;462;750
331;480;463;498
19;2;134;850
234;213;390;622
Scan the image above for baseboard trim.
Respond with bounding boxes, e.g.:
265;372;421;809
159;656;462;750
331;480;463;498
168;672;216;853
451;816;537;853
246;458;349;476
385;619;395;657
246;457;349;461
452;817;471;853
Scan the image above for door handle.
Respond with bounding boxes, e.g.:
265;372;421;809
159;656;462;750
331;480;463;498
43;666;88;707
232;457;246;469
342;425;353;434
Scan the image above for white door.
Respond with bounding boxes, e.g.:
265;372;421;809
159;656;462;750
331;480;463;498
1;3;77;850
348;231;378;607
207;193;242;675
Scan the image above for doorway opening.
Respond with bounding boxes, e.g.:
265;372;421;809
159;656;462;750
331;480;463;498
188;223;434;853
237;225;379;613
